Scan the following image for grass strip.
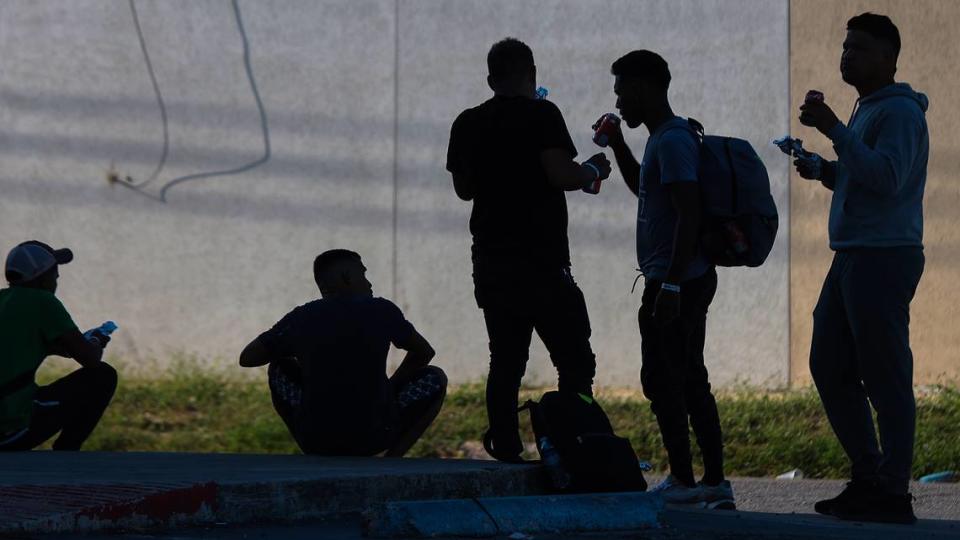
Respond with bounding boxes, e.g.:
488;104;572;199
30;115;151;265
37;362;960;480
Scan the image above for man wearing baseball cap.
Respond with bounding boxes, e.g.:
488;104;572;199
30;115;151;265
0;240;118;451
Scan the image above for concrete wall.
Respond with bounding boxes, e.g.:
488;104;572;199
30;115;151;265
789;0;960;385
4;0;791;387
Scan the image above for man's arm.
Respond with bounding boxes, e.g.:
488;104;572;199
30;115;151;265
610;141;641;196
794;157;837;191
239;336;273;368
447;112;477;201
827;110;922;196
802;99;923;196
820;161;837;191
601;121;641;196
664;182;702;284
50;329;103;368
540;149;611;191
390;329;436;388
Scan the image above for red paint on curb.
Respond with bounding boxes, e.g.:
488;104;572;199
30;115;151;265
76;482;219;523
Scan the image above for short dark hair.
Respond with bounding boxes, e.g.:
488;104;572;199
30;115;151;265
611;50;671;91
313;249;361;287
487;38;534;81
847;12;901;58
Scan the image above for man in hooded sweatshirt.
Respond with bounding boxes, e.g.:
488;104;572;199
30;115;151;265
794;12;928;524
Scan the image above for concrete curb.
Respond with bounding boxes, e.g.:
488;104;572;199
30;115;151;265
0;453;549;535
363;492;665;538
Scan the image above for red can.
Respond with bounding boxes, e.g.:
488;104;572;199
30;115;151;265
805;90;825;104
593;113;621;147
583;174;602;194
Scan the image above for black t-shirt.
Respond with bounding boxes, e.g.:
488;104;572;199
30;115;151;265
259;296;415;447
446;95;578;268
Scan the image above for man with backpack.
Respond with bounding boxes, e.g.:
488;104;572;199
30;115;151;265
239;249;446;457
445;38;612;463
795;13;927;524
602;50;733;508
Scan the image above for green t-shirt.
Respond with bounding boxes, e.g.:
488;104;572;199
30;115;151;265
0;287;78;434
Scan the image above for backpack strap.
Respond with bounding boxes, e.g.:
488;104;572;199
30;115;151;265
723;138;740;215
680;117;740;216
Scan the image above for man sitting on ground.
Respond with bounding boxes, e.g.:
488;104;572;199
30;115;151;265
239;249;446;456
0;241;118;451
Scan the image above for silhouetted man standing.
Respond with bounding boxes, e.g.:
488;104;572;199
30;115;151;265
604;50;732;508
796;13;928;524
446;38;611;462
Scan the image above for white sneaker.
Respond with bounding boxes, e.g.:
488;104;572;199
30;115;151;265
698;480;736;510
650;475;703;504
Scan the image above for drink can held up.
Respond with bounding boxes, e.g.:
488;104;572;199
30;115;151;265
593;113;621;147
805;90;824;104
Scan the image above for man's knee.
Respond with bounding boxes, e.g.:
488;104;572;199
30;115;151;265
88;362;118;396
421;366;448;392
488;352;528;381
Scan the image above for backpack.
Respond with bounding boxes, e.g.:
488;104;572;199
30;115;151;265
519;391;647;493
671;119;779;267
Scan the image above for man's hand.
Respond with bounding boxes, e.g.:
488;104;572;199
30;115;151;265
583;153;612;181
653;288;680;326
89;330;111;349
793;154;823;180
592;114;625;149
799;99;841;136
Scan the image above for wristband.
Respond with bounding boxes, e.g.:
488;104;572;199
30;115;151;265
583;162;600;181
661;282;681;293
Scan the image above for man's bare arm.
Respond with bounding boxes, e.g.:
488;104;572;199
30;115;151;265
540;149;611;191
390;329;436;387
609;139;641;196
239;337;272;368
50;329;103;368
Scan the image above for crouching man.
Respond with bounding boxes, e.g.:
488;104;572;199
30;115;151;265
240;249;446;456
0;241;118;451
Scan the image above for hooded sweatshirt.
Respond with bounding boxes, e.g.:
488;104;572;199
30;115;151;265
825;82;929;250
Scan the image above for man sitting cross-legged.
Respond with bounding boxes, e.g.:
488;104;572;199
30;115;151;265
240;249;446;457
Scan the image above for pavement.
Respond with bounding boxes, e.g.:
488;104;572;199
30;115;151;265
0;452;958;538
0;452;544;535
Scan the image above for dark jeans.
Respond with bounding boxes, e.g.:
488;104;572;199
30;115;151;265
268;358;447;456
474;259;596;458
639;268;723;486
810;247;924;495
0;362;117;451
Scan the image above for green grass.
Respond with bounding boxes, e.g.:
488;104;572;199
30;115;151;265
35;361;960;480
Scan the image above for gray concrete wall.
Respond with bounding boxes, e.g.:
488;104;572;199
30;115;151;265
0;0;790;387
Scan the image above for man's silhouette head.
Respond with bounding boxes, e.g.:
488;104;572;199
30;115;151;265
5;240;72;294
313;249;372;299
611;50;671;129
842;13;900;89
487;38;536;97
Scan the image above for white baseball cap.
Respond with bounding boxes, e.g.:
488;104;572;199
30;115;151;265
5;241;73;285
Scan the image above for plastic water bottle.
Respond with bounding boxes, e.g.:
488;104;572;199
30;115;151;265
538;436;570;490
84;321;118;347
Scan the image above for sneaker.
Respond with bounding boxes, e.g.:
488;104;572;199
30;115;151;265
698;480;736;510
814;481;866;516
650;475;703;504
833;491;917;525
